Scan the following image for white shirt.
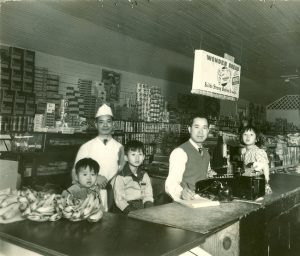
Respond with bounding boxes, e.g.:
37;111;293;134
73;136;124;211
165;139;211;200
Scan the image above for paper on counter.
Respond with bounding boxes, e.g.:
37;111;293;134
175;195;220;208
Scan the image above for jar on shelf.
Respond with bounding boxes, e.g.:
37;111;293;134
11;134;29;152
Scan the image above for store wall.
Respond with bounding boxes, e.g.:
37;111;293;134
1;1;271;106
1;1;193;90
37;50;267;120
35;51;190;107
220;100;237;117
220;93;266;120
266;109;300;128
2;38;267;120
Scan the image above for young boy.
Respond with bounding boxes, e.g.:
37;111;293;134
62;158;101;199
113;140;154;214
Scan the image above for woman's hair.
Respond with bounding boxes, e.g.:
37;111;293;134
75;158;100;175
239;125;264;147
124;140;145;155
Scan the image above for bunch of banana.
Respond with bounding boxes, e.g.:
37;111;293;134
58;192;103;222
0;188;21;221
19;189;62;222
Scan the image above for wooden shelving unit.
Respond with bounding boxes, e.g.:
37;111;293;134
0;45;36;132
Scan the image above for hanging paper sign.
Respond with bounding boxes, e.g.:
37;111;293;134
191;50;241;101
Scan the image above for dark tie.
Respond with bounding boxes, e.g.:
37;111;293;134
198;147;203;155
103;139;108;145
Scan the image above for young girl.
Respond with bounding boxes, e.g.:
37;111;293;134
240;125;272;194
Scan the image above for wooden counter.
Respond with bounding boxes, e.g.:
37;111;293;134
0;213;204;256
1;174;300;256
130;173;300;256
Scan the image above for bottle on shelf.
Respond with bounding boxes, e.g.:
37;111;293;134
226;150;233;175
211;135;228;175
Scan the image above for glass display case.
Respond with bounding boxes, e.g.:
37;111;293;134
0;132;96;191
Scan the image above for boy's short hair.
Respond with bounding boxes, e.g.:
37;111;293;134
239;125;264;147
75;158;100;175
124;140;145;155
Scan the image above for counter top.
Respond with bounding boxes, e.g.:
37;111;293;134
0;213;204;256
1;174;300;256
129;174;300;234
129;201;258;234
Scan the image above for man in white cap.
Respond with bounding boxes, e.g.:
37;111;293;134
72;103;125;211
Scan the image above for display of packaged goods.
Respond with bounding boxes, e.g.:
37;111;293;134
61;127;75;134
222;132;239;146
11;133;43;152
127;133;156;144
136;83;169;122
0;102;13;114
23;82;34;93
265;133;300;167
36;161;68;175
296;165;300;174
15;91;26;103
1;89;14;102
1;116;32;132
287;133;300;146
34;114;45;131
265;136;277;148
13;102;25;115
35;91;47;97
45;113;55;128
25;103;36;116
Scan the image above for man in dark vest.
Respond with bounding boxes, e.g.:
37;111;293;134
165;115;216;200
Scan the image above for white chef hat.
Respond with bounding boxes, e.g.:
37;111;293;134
95;104;113;118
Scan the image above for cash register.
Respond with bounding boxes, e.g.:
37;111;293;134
195;173;265;201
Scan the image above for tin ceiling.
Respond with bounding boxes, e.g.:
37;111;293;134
1;0;300;100
43;0;300;79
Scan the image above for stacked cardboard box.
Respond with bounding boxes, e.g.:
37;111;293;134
78;79;96;119
136;83;168;122
0;46;36;121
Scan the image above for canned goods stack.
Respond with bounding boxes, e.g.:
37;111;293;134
0;115;34;132
113;120;125;131
0;46;36;133
33;114;45;132
148;87;164;122
136;83;169;122
136;83;151;122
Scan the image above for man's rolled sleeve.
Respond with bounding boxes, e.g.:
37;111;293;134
165;148;187;200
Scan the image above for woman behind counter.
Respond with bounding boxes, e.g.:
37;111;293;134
240;125;272;194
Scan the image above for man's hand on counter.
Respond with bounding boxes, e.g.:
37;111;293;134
181;188;196;200
97;175;108;189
